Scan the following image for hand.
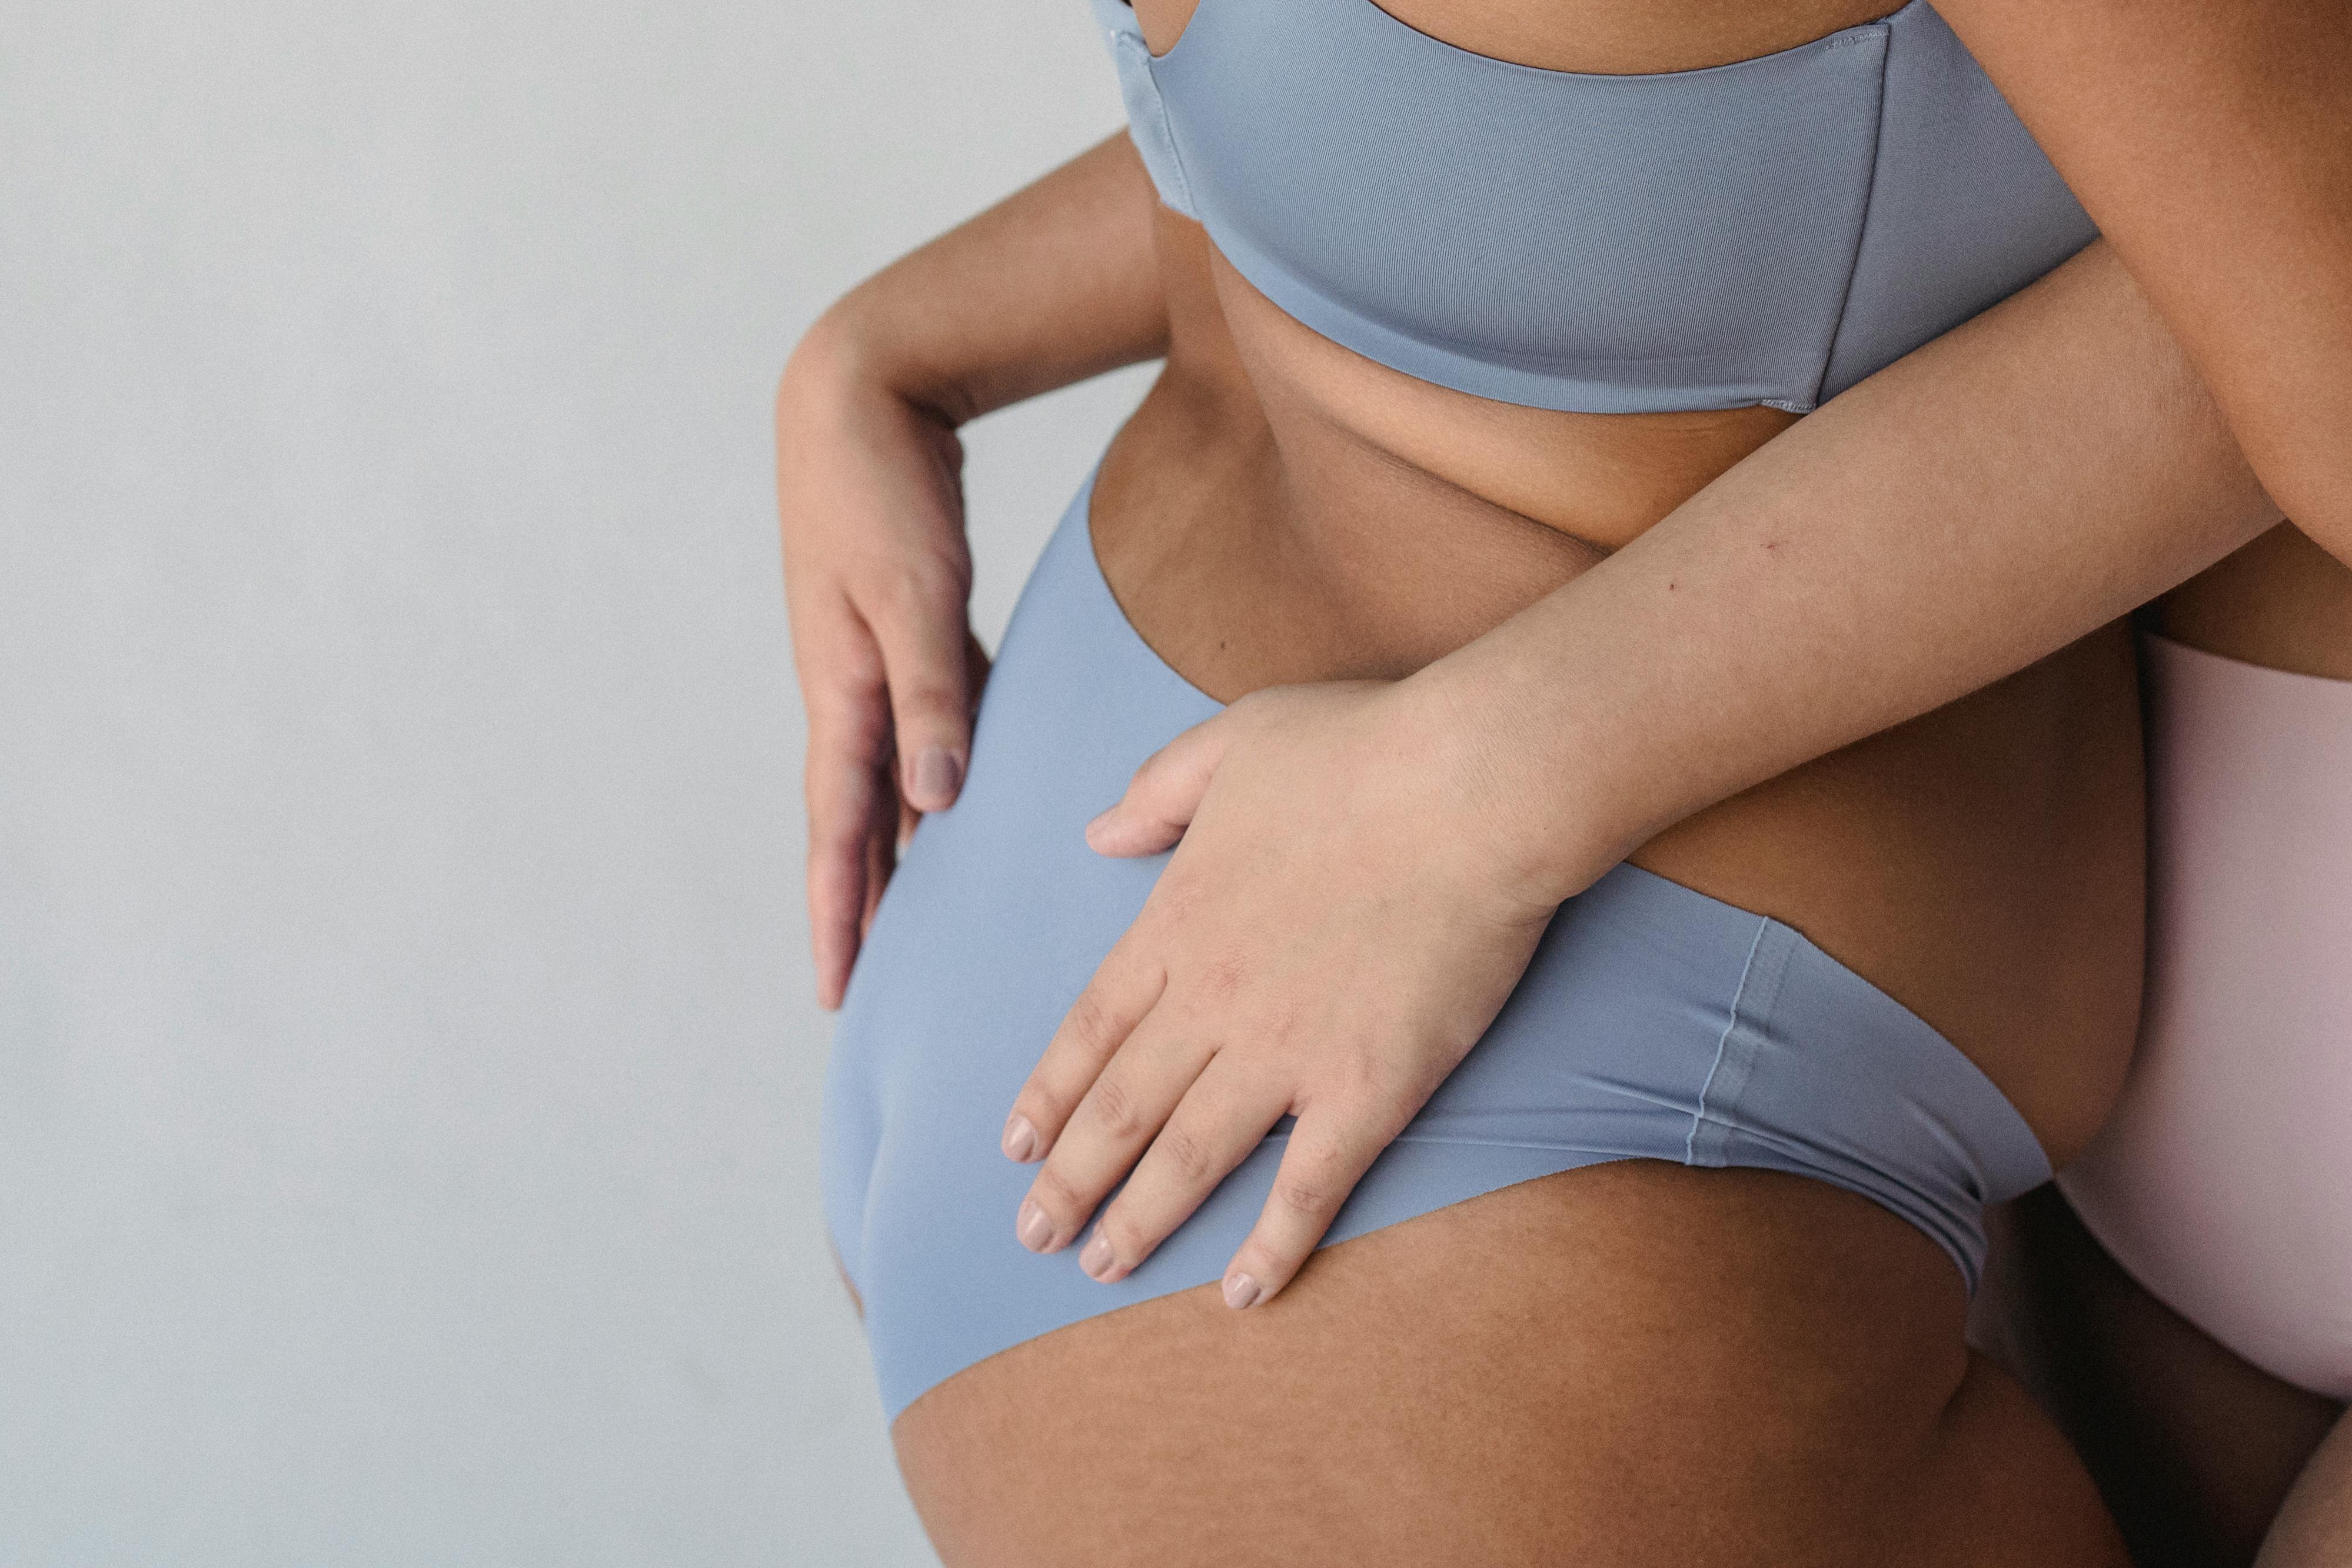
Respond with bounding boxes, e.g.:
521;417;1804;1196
998;678;1561;1309
777;314;990;1008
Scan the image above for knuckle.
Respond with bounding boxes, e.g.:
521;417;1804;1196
1259;1000;1307;1050
892;678;965;732
809;797;884;855
805;844;854;887
1155;1121;1215;1184
1096;1207;1145;1259
871;556;969;619
1023;1078;1078;1131
1030;1163;1084;1218
806;685;890;753
1123;749;1162;796
1334;1049;1422;1124
1192;946;1248;1005
1149;873;1202;927
1086;1073;1145;1142
1062;988;1121;1056
1273;1176;1336;1221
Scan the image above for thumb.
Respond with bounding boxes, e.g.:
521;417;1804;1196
1084;710;1233;857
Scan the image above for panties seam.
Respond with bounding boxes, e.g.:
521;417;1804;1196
1688;916;1772;1166
1272;1130;1684;1158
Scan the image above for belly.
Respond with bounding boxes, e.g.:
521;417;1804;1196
1097;209;2145;1164
829;478;2121;1562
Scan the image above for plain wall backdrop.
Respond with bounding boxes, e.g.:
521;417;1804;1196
0;3;1159;1562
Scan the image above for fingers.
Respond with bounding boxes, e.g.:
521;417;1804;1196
1217;1099;1403;1310
1074;1056;1282;1284
804;697;893;1010
1000;939;1165;1167
1084;711;1233;858
897;622;986;849
860;793;897;944
964;624;993;701
866;562;975;814
1013;1013;1220;1257
799;575;989;1006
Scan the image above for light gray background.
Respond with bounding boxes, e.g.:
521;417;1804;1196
0;3;1157;1562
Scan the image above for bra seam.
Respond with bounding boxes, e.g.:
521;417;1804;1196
1811;17;1894;408
1122;39;1199;215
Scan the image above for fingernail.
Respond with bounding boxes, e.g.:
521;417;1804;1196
1080;1229;1116;1280
1222;1271;1261;1310
1017;1199;1054;1252
1000;1113;1038;1162
911;747;962;808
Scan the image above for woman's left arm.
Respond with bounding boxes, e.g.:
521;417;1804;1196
1935;0;2352;554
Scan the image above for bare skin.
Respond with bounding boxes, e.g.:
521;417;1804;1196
2158;520;2352;682
884;1;2138;1562
1975;1184;2346;1568
777;1;2343;1562
1962;530;2352;1568
1935;0;2352;555
1088;202;2144;1154
907;1168;2121;1567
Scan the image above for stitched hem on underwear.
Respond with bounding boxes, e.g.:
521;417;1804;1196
1259;1130;1698;1157
1685;917;1798;1166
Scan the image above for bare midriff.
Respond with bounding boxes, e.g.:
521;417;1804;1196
1092;0;2143;1168
893;2;2142;1562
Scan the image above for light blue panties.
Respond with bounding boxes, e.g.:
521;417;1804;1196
819;456;2052;1426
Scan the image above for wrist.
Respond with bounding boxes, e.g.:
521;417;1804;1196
1388;651;1635;915
787;289;976;430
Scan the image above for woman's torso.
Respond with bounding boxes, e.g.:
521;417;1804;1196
1091;0;2144;1170
1970;537;2352;1562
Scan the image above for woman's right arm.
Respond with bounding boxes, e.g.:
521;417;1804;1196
777;131;1168;1008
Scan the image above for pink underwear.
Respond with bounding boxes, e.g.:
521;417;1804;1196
2057;631;2352;1399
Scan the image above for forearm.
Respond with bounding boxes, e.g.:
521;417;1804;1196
796;130;1169;424
1415;239;2280;902
1939;0;2352;560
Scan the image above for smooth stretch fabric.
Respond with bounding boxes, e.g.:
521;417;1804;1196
820;463;2055;1425
1092;0;2097;412
2058;634;2352;1400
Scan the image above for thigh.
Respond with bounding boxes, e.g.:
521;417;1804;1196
897;1162;2128;1568
1974;1183;2345;1568
2258;1413;2352;1568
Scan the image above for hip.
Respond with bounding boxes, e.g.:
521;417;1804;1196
1093;384;2147;1160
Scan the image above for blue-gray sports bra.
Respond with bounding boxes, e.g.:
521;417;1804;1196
1090;0;2096;414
